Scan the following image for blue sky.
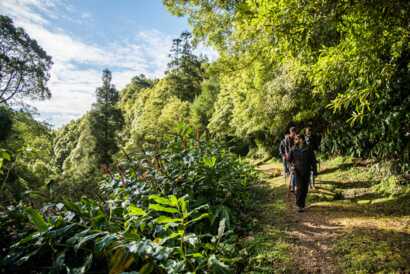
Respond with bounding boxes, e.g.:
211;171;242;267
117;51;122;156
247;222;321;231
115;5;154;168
0;0;216;127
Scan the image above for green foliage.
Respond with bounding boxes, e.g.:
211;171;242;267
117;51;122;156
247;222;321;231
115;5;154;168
190;77;219;132
1;131;255;273
123;77;193;150
1;196;232;273
119;74;155;130
0;149;11;173
51;70;124;199
53;114;102;199
0;15;52;104
110;129;257;230
0;106;12;141
166;31;206;102
89;69;123;165
0;108;54;205
164;0;410;166
53;118;82;171
334;230;410;273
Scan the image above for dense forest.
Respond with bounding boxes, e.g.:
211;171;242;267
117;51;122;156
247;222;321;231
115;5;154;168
1;1;409;273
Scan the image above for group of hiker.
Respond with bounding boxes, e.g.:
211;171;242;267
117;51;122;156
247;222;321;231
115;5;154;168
279;126;321;212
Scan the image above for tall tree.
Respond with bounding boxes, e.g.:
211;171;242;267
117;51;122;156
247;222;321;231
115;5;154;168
164;0;410;163
0;16;52;104
168;38;182;69
89;69;123;166
166;31;205;101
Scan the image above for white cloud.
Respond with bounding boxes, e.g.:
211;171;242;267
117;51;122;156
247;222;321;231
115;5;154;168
0;0;175;127
1;0;218;127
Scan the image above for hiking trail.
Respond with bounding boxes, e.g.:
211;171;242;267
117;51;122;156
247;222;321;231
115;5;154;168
242;158;410;273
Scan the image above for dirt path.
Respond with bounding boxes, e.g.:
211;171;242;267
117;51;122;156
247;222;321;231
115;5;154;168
284;190;342;273
246;160;410;273
256;163;343;273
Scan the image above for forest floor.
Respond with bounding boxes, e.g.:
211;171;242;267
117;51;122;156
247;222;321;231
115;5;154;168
241;157;410;273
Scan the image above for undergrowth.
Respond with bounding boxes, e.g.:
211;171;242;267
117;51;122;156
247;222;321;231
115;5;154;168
0;128;258;273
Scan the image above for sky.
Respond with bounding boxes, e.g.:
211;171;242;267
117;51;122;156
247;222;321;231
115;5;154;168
0;0;216;127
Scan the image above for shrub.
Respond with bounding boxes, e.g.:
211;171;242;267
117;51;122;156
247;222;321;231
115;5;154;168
1;129;257;273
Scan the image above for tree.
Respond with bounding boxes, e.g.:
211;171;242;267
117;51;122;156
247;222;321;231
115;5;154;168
166;31;205;101
168;37;182;69
0;106;12;141
190;76;219;132
0;16;52;104
89;69;123;166
0;108;54;204
164;0;410;164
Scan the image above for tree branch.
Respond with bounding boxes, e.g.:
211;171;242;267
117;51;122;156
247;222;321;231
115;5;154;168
0;70;16;99
0;72;22;103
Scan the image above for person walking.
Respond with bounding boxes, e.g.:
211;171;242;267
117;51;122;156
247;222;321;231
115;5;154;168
287;134;317;212
279;133;290;176
283;127;297;192
305;127;321;152
305;127;322;188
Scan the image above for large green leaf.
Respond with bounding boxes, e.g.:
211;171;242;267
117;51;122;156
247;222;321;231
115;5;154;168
178;197;188;215
25;208;48;232
149;204;179;214
149;195;177;207
95;234;118;253
74;232;106;252
154;216;182;224
128;204;147;216
187;213;209;225
160;230;183;244
63;199;82;215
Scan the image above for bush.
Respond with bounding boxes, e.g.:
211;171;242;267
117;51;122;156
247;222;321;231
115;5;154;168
1;129;257;273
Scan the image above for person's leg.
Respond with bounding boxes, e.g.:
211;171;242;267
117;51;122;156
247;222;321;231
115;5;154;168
283;159;289;176
291;172;297;192
296;175;309;210
309;170;315;189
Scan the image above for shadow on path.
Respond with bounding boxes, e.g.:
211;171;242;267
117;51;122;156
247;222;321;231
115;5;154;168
250;162;410;273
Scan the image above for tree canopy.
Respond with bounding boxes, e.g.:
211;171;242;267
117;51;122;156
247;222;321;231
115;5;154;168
0;16;52;104
1;4;410;273
163;0;410;163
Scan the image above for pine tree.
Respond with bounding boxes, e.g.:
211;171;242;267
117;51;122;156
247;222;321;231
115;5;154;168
89;69;123;166
168;38;182;69
166;32;205;101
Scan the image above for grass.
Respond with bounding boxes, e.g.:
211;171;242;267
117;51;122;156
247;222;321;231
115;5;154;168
240;174;295;273
334;229;410;274
242;230;293;273
244;156;410;273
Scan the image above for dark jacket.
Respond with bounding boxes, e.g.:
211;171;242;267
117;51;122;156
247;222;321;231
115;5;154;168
288;145;317;177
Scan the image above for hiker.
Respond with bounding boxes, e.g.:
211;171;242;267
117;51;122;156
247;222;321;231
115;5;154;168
305;127;321;152
287;133;317;212
279;133;290;176
282;127;297;192
304;127;321;188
